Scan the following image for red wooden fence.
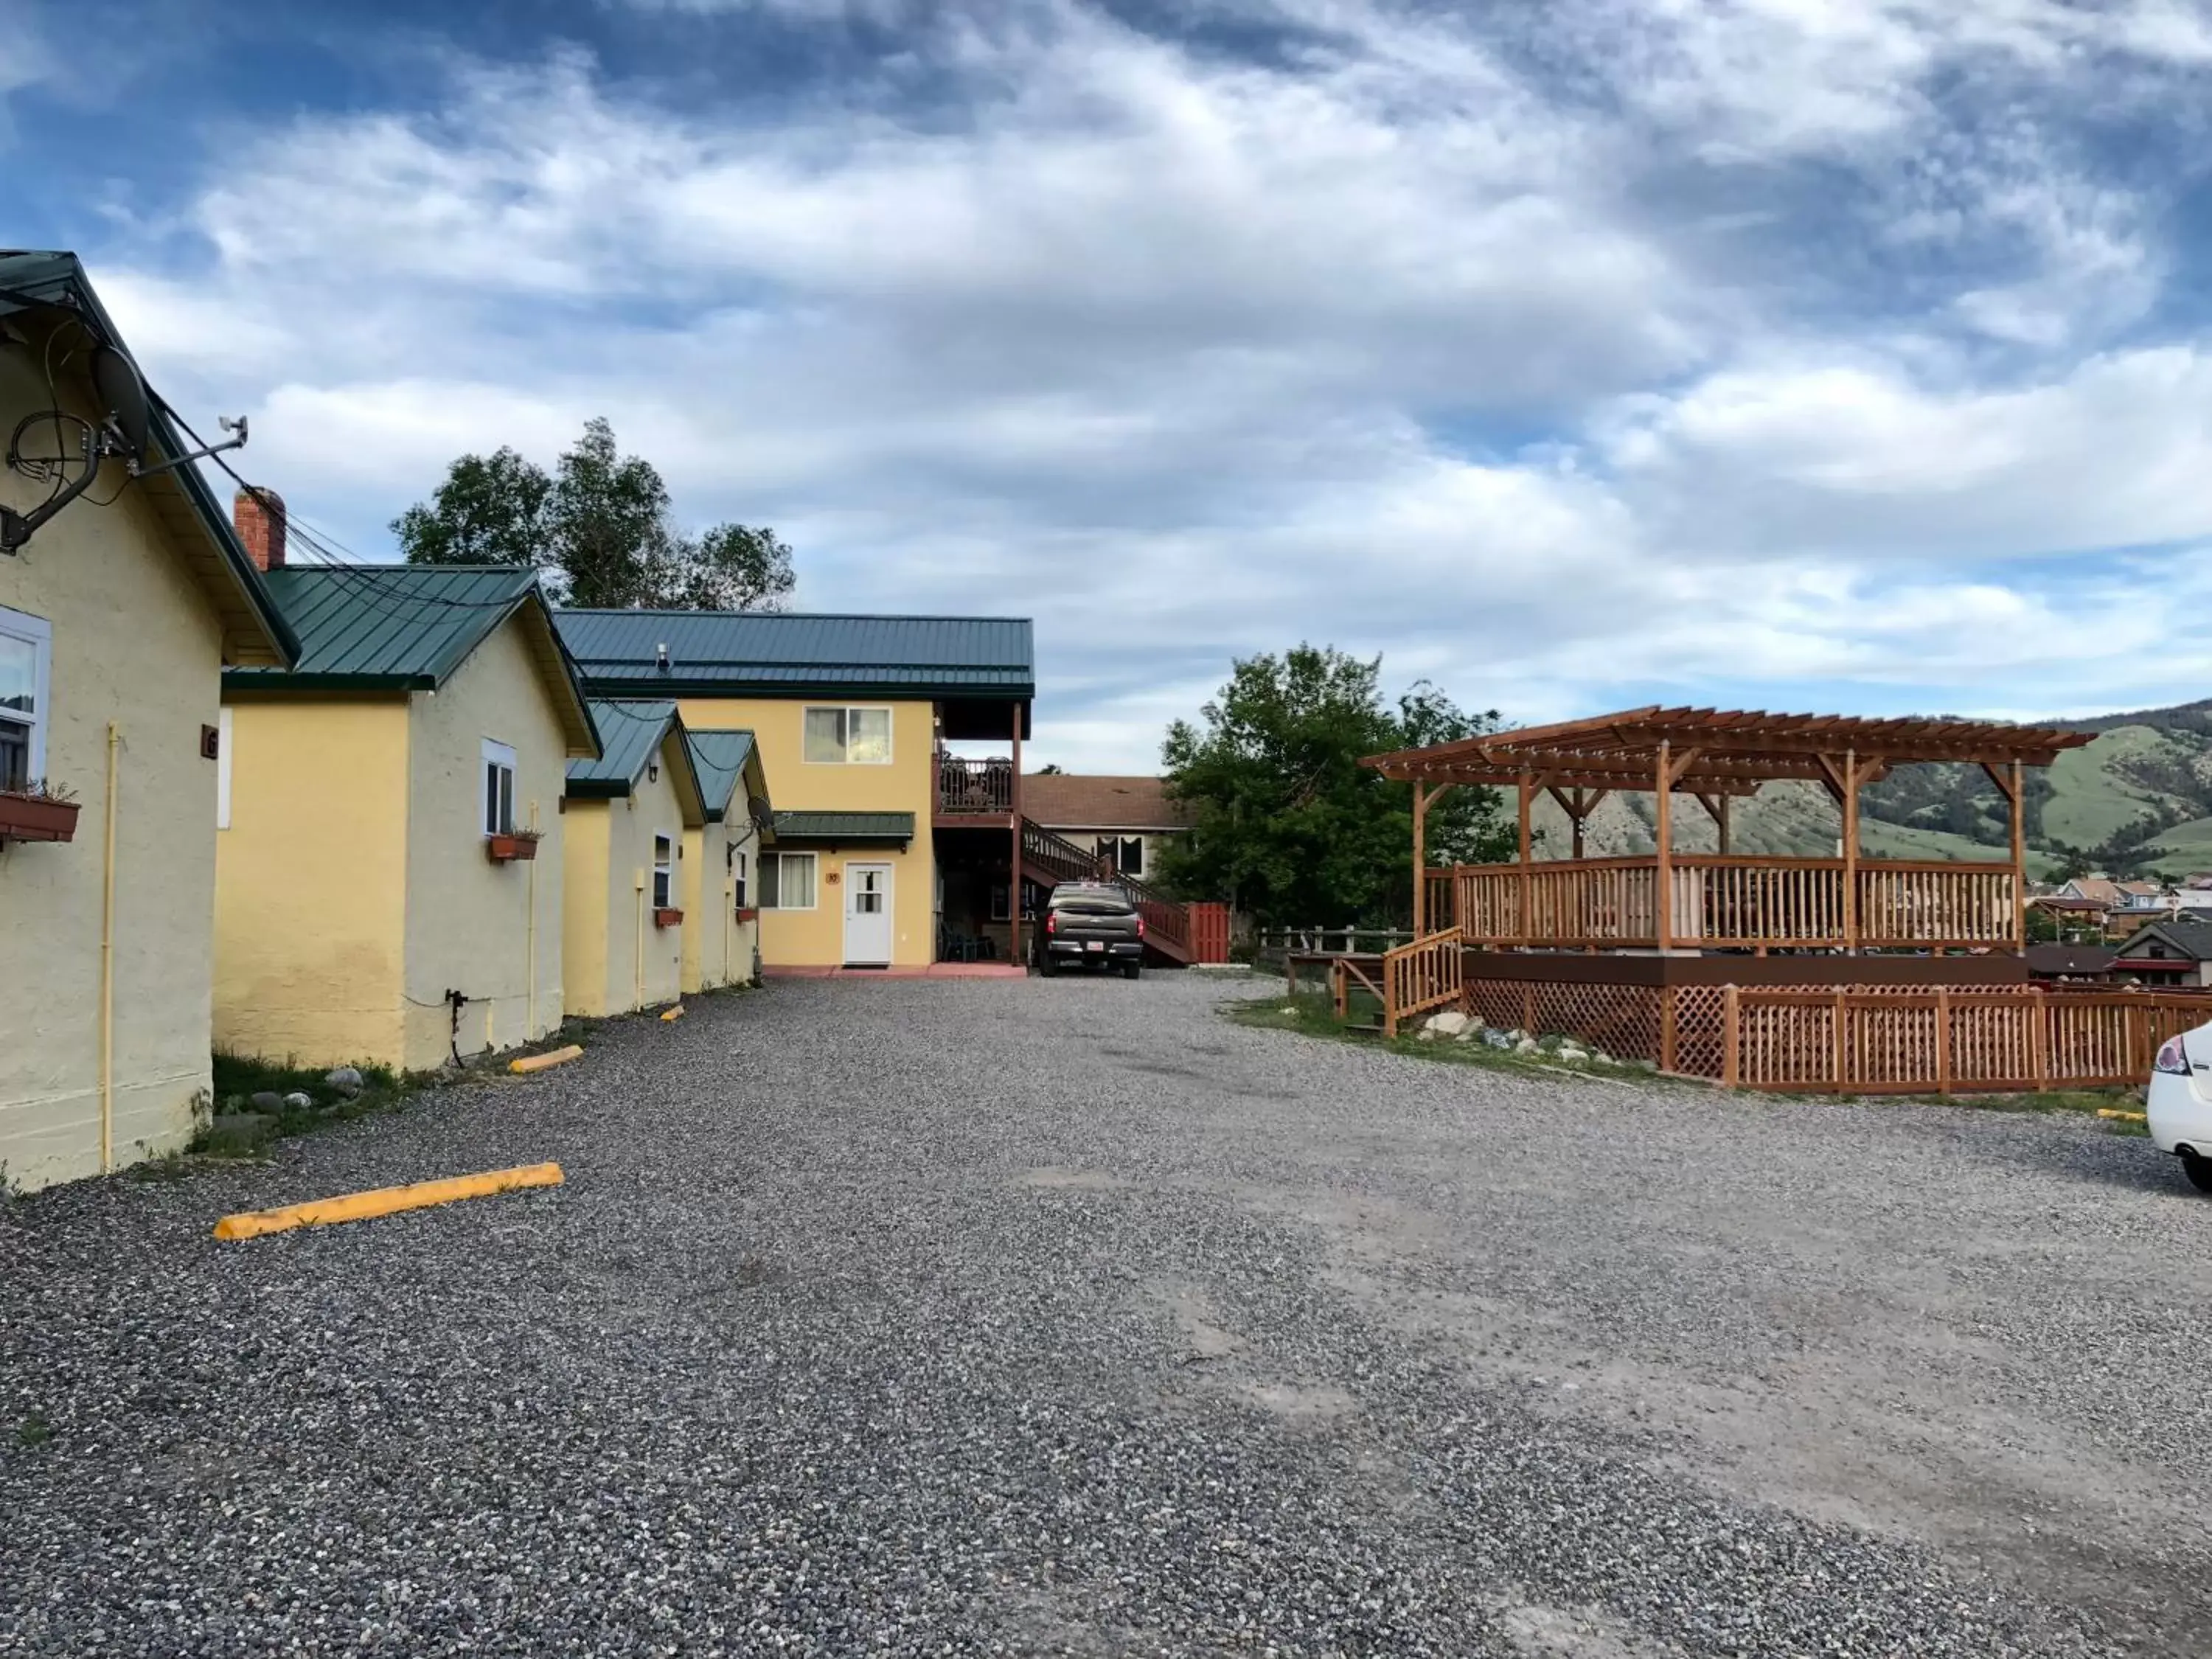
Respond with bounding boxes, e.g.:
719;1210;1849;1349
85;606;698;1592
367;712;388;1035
1186;902;1231;964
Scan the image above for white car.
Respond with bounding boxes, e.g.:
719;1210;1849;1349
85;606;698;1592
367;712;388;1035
2148;1029;2212;1193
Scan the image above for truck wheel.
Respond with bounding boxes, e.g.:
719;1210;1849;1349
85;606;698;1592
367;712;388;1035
2183;1150;2212;1194
1122;961;1141;981
1037;951;1056;978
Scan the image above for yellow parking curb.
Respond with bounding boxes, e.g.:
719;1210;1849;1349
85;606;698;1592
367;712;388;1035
660;1004;685;1022
214;1162;565;1241
2097;1107;2148;1123
509;1044;583;1075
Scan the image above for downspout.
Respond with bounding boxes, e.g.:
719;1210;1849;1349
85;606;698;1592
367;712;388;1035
99;723;119;1173
634;870;645;1012
526;798;538;1037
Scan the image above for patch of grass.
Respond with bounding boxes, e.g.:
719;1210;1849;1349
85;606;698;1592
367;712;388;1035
192;1051;413;1161
16;1412;52;1448
1225;992;1663;1083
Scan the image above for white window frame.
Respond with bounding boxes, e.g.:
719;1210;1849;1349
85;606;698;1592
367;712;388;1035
801;705;894;766
216;706;234;830
0;606;52;793
481;738;518;837
653;833;675;909
733;847;748;913
762;851;818;911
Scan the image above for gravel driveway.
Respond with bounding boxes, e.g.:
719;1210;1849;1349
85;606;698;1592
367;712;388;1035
4;972;2211;1657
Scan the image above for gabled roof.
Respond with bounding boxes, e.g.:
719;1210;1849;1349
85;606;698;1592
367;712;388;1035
554;610;1034;703
2023;944;2118;975
0;250;296;667
568;700;706;824
223;565;599;755
684;728;772;827
2115;917;2212;961
1023;774;1191;832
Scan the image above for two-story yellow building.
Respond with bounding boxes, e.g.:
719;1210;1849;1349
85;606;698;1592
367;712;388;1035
556;612;1035;971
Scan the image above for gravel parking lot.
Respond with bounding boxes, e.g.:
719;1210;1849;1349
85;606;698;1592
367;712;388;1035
4;971;2211;1657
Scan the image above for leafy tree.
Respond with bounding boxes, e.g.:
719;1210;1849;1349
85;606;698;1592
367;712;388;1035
394;417;795;610
1155;645;1513;925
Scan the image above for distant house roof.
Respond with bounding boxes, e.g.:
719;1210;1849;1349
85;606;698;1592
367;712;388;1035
225;565;598;755
2023;944;2118;976
554;611;1034;706
567;700;705;824
2115;917;2212;962
1023;774;1191;832
0;250;296;667
684;728;771;827
771;811;915;845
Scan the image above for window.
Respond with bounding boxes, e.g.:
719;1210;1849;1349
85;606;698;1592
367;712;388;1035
733;848;748;912
653;834;674;908
989;882;1009;923
216;706;234;830
760;852;818;910
802;706;892;765
0;607;52;793
481;738;517;836
1096;835;1144;877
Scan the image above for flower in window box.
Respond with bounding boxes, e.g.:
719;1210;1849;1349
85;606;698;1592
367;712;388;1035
0;779;80;844
485;827;544;863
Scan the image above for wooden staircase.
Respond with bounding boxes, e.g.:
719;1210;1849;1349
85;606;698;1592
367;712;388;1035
1018;818;1193;965
1327;928;1464;1037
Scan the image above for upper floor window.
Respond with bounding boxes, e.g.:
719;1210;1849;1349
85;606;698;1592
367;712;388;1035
1097;835;1144;877
804;706;892;765
0;607;52;793
481;738;518;835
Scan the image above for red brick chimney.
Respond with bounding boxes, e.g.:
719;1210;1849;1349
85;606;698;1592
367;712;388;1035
232;485;287;571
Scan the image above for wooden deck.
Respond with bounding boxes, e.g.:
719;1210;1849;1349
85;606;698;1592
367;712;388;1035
1430;855;2017;953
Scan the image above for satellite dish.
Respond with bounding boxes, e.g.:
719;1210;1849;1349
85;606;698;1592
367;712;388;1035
91;346;150;465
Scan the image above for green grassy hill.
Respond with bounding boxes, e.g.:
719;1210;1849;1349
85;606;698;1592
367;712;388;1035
1529;699;2212;879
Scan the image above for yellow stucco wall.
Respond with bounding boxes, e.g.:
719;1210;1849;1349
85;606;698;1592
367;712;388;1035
1;373;229;1189
215;698;411;1071
564;737;689;1015
674;696;935;967
682;818;765;993
401;618;570;1071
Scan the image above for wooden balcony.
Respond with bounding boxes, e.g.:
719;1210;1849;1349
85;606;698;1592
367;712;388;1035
1430;855;2019;953
937;755;1014;820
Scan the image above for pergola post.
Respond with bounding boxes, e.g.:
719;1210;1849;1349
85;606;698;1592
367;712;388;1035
1411;781;1427;934
1843;748;1859;955
1717;793;1731;856
2010;759;2025;951
1517;773;1533;947
1011;712;1024;968
1654;741;1672;952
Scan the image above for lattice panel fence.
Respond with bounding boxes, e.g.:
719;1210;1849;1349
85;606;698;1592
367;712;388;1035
1464;976;1663;1062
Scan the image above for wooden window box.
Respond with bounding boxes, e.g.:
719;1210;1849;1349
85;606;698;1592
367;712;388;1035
0;790;80;844
653;906;685;928
486;832;541;863
735;907;759;923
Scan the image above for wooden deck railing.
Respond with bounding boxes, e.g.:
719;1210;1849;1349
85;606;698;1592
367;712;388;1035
1443;855;2017;951
1381;931;1464;1037
937;755;1014;815
1721;985;2208;1092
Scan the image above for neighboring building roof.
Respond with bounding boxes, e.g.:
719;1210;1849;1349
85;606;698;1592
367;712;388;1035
0;250;296;667
2115;917;2212;961
224;565;599;756
2023;945;2118;976
554;611;1034;703
684;728;771;827
771;810;915;844
1023;773;1191;832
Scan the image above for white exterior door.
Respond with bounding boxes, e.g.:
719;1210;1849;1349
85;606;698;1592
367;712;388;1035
844;862;894;966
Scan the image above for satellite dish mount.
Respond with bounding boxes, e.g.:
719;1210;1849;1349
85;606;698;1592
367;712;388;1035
1;345;249;554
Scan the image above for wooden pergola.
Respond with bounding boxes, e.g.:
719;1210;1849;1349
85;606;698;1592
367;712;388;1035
1363;706;2093;953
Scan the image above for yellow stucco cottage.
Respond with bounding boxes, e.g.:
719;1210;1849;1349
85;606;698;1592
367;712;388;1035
681;728;776;995
563;700;708;1017
1;252;299;1191
556;611;1035;971
215;535;602;1074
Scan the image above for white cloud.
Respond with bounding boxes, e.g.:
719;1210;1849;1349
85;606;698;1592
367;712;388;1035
61;0;2212;765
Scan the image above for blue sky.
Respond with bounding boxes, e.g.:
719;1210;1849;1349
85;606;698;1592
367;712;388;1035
9;0;2212;768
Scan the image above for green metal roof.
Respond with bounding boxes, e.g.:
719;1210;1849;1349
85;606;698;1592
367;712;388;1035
684;728;769;824
566;701;708;827
223;565;599;754
0;251;297;667
771;810;916;844
554;610;1034;703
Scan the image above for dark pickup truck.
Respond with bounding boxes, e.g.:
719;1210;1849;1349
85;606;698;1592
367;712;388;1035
1035;883;1144;978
